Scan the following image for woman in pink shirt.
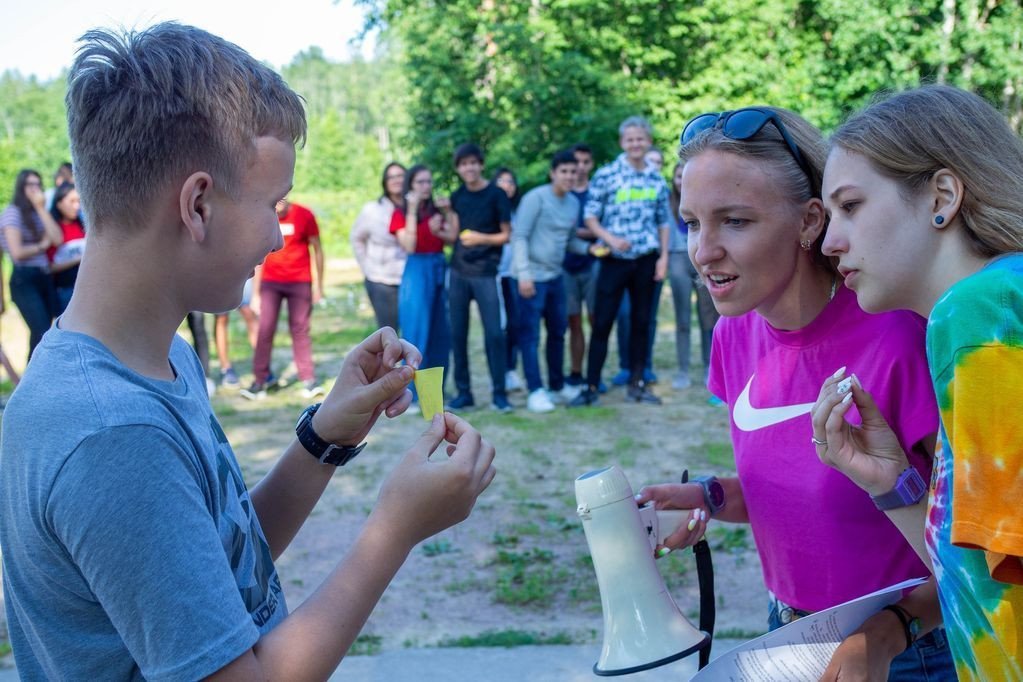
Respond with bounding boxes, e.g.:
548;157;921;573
636;108;954;680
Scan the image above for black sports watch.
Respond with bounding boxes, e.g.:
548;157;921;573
692;475;726;516
295;403;366;466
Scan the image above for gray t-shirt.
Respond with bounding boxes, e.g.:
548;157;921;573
511;184;584;282
0;327;287;680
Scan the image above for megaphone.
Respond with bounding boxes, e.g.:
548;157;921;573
576;465;711;676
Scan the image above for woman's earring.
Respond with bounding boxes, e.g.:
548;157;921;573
800;239;812;251
934;215;945;226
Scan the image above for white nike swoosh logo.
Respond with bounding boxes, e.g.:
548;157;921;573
731;374;815;432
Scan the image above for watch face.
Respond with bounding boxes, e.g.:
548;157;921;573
707;481;725;509
898;467;928;504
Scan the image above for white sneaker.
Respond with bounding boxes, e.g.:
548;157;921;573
505;370;525;393
526;388;556;413
558;384;582;402
672;372;692;390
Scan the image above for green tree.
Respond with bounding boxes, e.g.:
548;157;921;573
361;0;1023;187
0;72;70;198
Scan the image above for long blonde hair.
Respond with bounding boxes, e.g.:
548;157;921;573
831;85;1023;257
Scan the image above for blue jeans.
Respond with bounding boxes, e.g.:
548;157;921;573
399;254;450;400
767;598;956;681
449;269;506;397
10;265;55;361
514;277;567;393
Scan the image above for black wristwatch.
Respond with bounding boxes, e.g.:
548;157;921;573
295;403;366;466
692;475;726;516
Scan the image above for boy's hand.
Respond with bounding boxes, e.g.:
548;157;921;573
605;234;630;253
654;253;668;281
312;327;421;446
458;230;485;247
370;413;497;548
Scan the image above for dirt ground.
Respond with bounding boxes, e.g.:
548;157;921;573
0;259;768;666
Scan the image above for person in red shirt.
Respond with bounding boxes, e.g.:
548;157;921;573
242;198;325;399
47;182;87;315
389;164;457;410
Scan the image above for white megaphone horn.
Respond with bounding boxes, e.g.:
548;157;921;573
576;465;711;676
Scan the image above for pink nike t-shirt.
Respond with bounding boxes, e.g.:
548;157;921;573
708;284;937;612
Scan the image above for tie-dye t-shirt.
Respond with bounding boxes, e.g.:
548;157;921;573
925;253;1023;681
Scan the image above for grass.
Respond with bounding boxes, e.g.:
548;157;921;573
492;548;568;606
698;440;735;470
707;525;752;553
12;264;749;654
436;629;575;648
348;634;384;656
422;538;455;557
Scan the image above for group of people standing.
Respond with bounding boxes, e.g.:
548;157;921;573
0;164;85;373
351;119;718;413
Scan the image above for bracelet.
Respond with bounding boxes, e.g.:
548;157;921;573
881;604;914;651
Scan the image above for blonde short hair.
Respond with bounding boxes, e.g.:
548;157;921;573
67;23;307;229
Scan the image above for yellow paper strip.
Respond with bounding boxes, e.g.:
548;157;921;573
413;367;444;421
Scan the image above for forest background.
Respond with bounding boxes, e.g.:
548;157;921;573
2;0;1022;255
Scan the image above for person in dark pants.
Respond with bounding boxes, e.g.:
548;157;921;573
446;143;512;412
511;150;586;412
0;170;64;361
493;167;524;393
570;117;671;407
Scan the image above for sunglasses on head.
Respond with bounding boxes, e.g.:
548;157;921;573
680;107;813;184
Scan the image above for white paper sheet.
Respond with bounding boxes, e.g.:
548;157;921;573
691;577;928;681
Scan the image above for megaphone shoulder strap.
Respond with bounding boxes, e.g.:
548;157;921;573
695;538;715;669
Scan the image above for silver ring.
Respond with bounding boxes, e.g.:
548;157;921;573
811;436;827;447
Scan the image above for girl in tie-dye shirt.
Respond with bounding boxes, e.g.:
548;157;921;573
816;85;1023;681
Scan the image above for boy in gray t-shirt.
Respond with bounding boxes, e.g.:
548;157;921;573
0;23;495;681
511;149;591;412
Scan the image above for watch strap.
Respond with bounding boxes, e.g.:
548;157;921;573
871;467;927;511
296;403;366;466
881;603;918;651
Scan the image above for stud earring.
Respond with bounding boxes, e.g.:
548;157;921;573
934;215;945;226
800;239;812;251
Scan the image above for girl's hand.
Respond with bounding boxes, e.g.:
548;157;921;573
634;483;709;553
811;368;909;496
428;214;443;234
26;185;46;209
